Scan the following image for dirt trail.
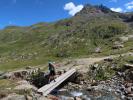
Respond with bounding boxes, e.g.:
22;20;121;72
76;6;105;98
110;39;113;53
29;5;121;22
57;52;133;72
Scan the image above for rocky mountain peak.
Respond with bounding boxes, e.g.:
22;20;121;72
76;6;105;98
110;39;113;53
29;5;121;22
75;4;112;16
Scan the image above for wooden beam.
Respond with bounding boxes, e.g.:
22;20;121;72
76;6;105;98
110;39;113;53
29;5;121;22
38;68;76;96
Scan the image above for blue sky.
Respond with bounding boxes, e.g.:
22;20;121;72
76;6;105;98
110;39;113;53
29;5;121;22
0;0;133;29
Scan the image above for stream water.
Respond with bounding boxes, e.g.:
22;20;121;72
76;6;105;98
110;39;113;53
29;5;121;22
52;89;120;100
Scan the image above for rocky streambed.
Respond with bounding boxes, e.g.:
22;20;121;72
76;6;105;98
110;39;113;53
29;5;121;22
0;57;133;100
52;73;133;100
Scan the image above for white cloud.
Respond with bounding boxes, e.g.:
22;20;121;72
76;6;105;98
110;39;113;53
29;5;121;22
125;1;133;10
110;7;123;12
64;2;84;16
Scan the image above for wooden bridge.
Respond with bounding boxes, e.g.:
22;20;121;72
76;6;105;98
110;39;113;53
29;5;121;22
37;68;76;96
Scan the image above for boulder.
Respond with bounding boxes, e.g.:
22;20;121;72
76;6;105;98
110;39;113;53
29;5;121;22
86;87;93;91
0;75;5;79
26;95;32;100
0;71;5;76
75;97;82;100
128;35;133;39
127;93;133;97
14;84;37;91
95;47;101;53
0;92;7;99
25;66;33;69
125;83;133;88
2;73;12;79
114;41;122;45
124;64;133;69
104;57;113;62
1;94;26;100
38;96;50;100
17;80;29;85
112;44;124;49
119;36;129;42
47;95;60;100
126;87;132;94
125;71;133;81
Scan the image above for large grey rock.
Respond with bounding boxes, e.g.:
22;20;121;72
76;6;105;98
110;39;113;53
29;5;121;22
95;47;101;53
124;64;133;69
38;96;50;100
126;87;132;94
127;93;133;97
0;75;5;79
14;84;37;91
112;44;124;49
104;57;113;62
0;71;5;76
17;80;29;85
128;35;133;39
2;73;12;79
125;71;133;81
1;94;26;100
125;83;133;88
119;36;129;42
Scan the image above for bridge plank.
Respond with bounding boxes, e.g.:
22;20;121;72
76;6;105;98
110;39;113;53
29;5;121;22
38;68;76;96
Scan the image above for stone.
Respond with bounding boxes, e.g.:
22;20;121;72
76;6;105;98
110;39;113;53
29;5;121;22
2;73;12;79
117;72;122;76
25;66;32;69
100;81;105;84
26;95;32;100
127;93;133;97
80;81;84;85
67;97;74;100
93;64;99;68
75;97;82;100
38;96;50;100
1;94;26;100
126;87;132;94
14;84;37;91
95;47;101;53
0;92;7;99
17;80;29;85
125;83;133;88
124;64;133;69
104;57;113;62
116;89;121;93
0;75;5;79
47;95;60;100
128;35;133;39
86;87;93;91
91;81;98;86
119;36;129;42
0;71;5;76
112;44;124;49
126;71;133;81
121;95;126;100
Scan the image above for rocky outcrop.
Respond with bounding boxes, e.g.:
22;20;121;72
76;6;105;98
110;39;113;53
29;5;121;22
1;94;26;100
2;68;40;80
14;80;37;92
14;84;37;91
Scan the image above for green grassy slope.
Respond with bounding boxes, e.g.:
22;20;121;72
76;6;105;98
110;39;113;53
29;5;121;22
0;4;132;71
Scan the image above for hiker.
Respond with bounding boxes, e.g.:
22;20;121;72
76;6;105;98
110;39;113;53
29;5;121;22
48;62;56;83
